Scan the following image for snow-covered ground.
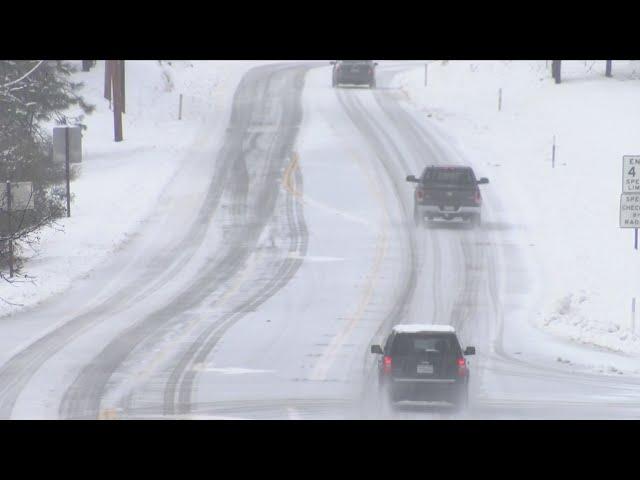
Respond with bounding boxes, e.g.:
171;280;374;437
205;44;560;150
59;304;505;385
396;60;640;365
0;61;263;318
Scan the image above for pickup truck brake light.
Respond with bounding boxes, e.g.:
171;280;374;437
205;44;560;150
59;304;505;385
474;189;482;206
416;188;424;200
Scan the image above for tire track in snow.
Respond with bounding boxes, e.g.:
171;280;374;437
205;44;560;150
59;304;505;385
59;64;310;419
0;64;299;419
163;152;308;415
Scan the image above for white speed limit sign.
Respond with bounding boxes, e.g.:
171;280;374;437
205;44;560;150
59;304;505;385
623;156;640;193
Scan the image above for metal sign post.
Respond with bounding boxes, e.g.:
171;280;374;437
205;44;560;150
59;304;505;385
65;127;71;217
53;126;82;218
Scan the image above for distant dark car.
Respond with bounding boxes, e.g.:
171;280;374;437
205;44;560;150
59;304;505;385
406;165;489;227
330;60;377;88
371;324;475;411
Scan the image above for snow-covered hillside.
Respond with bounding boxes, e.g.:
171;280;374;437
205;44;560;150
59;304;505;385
396;60;640;360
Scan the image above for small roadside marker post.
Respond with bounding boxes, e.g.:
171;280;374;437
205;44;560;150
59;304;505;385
632;297;636;333
179;94;183;120
552;136;556;168
424;64;428;86
498;88;502;111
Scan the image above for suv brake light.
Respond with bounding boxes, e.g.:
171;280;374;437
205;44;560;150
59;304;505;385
457;357;468;377
474;189;482;206
383;356;393;374
416;188;424;200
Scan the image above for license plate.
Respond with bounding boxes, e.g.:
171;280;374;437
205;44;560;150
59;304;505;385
417;363;434;374
443;206;457;212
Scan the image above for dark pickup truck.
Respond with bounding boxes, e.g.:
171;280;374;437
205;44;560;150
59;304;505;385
406;165;489;227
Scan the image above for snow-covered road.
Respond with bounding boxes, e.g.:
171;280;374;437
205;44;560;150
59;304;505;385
1;61;639;419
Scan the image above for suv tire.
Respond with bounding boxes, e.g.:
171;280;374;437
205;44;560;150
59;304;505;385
452;387;469;413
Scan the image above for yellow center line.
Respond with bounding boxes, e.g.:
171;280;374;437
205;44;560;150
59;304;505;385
309;125;393;382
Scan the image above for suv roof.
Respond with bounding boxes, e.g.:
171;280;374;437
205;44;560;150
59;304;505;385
426;165;472;171
392;324;456;334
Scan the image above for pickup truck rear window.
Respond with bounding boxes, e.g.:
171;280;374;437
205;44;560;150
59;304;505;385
424;169;475;186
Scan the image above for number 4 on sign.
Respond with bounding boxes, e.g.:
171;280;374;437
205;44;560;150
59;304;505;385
630;166;636;177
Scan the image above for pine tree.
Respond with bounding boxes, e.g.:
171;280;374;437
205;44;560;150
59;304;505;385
0;60;94;282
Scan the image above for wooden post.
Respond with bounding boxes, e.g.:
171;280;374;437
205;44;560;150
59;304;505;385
606;60;612;78
552;136;556;168
113;60;123;142
552;60;562;84
179;94;183;120
498;88;502;111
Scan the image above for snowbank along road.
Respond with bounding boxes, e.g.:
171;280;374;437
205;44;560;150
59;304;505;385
1;61;640;419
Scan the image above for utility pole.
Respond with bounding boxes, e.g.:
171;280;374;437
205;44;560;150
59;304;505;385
104;60;113;101
120;60;126;114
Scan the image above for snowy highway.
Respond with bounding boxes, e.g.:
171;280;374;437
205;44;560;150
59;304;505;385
1;61;640;419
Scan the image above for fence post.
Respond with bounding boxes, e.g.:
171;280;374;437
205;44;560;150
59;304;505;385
179;94;183;120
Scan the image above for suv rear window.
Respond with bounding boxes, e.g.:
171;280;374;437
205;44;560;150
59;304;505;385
424;168;475;186
391;333;459;356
